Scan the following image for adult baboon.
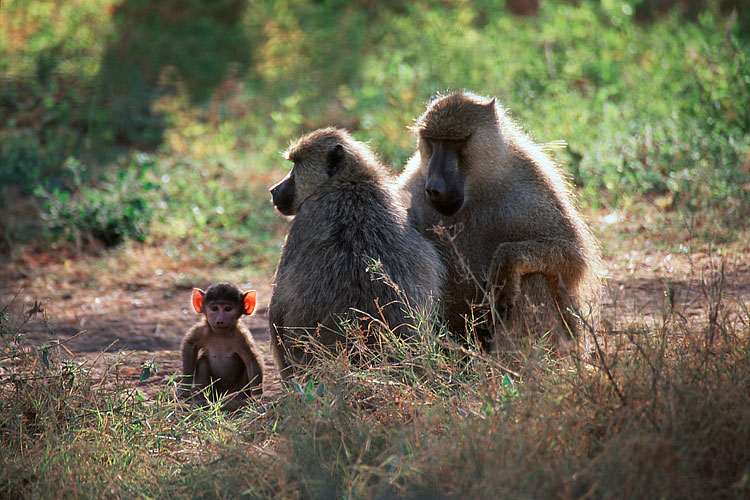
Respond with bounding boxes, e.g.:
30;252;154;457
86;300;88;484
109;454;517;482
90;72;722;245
269;127;444;379
399;91;599;351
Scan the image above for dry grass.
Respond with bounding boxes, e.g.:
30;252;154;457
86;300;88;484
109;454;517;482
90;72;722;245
2;246;749;499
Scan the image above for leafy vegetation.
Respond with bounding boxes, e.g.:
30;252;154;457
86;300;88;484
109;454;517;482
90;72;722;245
35;156;158;249
1;0;748;263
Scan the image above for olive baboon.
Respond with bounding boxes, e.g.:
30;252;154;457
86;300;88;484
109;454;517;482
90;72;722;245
399;91;600;351
269;127;444;379
180;283;263;409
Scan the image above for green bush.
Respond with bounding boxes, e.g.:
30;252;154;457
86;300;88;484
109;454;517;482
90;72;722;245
36;157;160;248
1;0;748;253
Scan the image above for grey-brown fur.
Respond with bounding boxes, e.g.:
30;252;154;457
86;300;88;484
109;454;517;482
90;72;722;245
399;91;600;351
269;127;444;379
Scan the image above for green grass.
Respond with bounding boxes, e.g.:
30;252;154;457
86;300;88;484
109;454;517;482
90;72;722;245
1;0;748;262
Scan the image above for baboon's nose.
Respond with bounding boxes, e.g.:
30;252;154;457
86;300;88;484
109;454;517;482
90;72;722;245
270;187;282;208
425;179;446;202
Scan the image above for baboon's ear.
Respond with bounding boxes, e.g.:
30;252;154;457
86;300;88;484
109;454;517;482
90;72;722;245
242;290;257;316
192;288;205;314
484;98;497;116
327;143;346;176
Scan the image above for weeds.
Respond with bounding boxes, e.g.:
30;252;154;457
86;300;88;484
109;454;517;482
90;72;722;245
32;156;160;253
3;255;748;498
2;1;748;259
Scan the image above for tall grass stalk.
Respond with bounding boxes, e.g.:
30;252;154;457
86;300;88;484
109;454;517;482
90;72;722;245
3;262;749;498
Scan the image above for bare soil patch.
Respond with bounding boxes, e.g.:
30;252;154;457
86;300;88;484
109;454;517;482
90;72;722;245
2;224;748;403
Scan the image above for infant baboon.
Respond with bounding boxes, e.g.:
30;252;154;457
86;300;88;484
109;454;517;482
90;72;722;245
180;283;263;408
269;127;444;379
399;91;600;351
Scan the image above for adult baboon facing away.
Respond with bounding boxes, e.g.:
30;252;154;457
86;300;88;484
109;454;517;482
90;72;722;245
399;91;599;351
269;127;444;379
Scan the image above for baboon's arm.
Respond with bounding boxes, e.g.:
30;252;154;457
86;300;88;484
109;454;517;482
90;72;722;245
489;238;586;313
180;330;204;399
236;345;263;396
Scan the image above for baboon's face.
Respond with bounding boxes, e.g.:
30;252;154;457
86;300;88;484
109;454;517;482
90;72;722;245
417;92;497;216
192;285;248;333
270;161;330;216
269;169;298;216
204;300;242;333
271;133;347;216
420;136;466;216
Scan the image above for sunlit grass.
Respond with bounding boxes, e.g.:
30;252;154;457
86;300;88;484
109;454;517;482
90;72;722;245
2;254;749;498
1;0;748;257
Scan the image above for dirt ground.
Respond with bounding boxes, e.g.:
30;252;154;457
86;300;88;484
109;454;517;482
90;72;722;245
2;216;749;402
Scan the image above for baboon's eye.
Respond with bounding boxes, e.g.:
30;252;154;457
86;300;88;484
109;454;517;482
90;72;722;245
458;135;471;150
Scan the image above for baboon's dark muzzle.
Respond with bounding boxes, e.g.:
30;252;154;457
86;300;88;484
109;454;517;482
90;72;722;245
425;140;465;216
270;173;297;216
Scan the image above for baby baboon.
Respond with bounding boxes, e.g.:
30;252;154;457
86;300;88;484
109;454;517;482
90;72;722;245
180;283;263;408
399;91;600;351
268;127;444;379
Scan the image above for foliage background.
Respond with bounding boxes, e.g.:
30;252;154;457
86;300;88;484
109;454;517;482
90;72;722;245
1;0;748;268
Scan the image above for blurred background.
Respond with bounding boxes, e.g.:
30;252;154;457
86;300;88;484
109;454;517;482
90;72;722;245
1;0;748;276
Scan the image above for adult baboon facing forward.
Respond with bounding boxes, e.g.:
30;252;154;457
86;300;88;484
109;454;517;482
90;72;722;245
399;91;599;351
269;127;444;379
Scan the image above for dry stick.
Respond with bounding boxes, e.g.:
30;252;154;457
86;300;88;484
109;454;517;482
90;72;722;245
622;327;663;430
92;339;121;395
0;371;72;383
0;330;91;383
436;337;522;379
50;328;87;347
0;287;31;355
704;260;726;353
578;302;628;407
438;224;517;350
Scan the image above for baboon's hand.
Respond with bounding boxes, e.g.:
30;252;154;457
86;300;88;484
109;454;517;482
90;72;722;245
177;375;194;400
190;397;209;410
489;251;521;319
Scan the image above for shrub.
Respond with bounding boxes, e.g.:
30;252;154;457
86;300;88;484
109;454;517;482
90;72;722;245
36;156;160;248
